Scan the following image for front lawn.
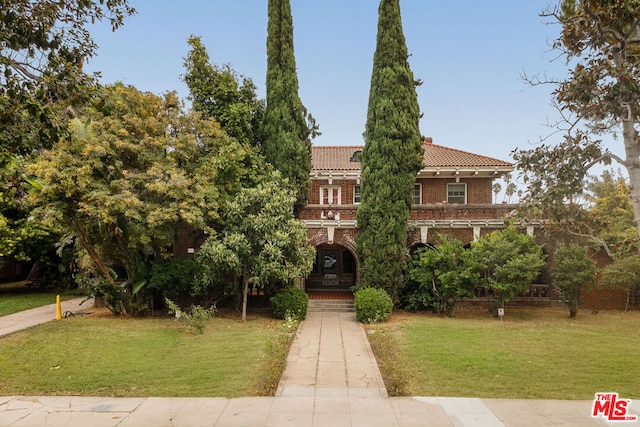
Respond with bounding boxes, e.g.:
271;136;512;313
367;308;640;400
0;310;284;397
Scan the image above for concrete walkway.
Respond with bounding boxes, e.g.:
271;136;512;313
0;296;92;337
1;304;637;426
277;311;387;397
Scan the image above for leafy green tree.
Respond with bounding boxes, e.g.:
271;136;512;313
401;236;475;317
467;227;546;314
183;35;265;147
514;0;640;243
0;158;55;267
196;171;315;321
551;243;597;318
584;171;638;257
356;0;423;301
0;0;135;270
599;254;640;312
261;0;315;214
0;0;135;163
28;84;258;314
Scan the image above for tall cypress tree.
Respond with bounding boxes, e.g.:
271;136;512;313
262;0;312;215
356;0;423;301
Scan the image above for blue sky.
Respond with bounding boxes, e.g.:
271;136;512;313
86;1;569;167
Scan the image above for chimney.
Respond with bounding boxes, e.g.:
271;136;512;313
423;137;433;145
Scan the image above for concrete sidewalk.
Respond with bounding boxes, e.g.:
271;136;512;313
2;394;627;427
1;305;636;426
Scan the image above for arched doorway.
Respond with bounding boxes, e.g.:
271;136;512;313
307;244;357;290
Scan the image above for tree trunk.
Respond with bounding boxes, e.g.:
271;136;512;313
569;300;577;318
72;220;114;284
242;272;249;321
112;223;133;281
622;116;640;246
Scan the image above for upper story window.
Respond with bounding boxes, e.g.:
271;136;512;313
353;185;361;204
413;183;422;205
447;183;467;204
320;186;341;205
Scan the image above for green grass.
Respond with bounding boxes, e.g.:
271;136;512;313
0;282;80;317
0;310;285;397
367;308;640;400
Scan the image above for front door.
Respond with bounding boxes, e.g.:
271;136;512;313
321;249;340;287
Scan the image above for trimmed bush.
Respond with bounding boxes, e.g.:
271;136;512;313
149;257;199;300
355;287;393;323
270;287;309;320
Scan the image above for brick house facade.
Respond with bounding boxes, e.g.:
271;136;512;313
300;138;552;299
171;137;634;309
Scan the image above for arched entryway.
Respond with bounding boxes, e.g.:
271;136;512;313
306;243;357;291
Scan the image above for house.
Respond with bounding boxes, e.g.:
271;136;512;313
173;137;640;309
300;138;548;295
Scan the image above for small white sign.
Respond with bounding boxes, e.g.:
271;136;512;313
497;308;505;317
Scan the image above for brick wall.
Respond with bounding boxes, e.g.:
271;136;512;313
309;177;495;206
417;177;494;204
173;226;208;257
408;204;517;221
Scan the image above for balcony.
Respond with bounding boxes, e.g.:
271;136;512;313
299;203;519;227
409;203;519;226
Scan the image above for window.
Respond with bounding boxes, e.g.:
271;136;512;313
320;186;341;205
413;183;422;205
353;185;361;204
447;183;466;204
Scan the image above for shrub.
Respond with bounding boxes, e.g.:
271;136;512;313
400;236;475;317
165;298;215;335
149;257;200;300
355;287;393;323
77;275;128;315
270;287;308;320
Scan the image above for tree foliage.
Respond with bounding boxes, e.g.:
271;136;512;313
0;0;135;271
28;84;261;313
0;0;135;163
599;254;640;311
196;171;315;321
0;158;56;266
261;0;315;214
356;0;423;301
401;236;476;317
551;243;597;318
514;0;640;243
182;35;265;147
584;170;638;256
467;228;546;313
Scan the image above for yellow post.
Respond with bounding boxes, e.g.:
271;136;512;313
55;295;62;320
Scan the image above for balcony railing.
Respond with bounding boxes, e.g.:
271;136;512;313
299;203;519;224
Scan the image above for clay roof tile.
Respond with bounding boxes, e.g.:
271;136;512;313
311;141;512;171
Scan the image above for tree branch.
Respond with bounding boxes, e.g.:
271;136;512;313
582;3;626;47
565;228;614;258
585;152;628;170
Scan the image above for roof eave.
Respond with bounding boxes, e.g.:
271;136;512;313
311;166;513;180
418;165;514;178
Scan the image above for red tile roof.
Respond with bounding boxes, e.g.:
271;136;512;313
311;140;512;171
312;146;363;171
423;142;513;168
